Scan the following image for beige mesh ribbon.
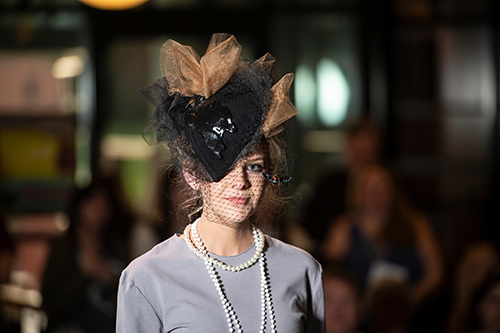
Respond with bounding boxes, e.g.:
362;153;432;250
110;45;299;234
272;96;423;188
160;33;242;98
262;73;299;138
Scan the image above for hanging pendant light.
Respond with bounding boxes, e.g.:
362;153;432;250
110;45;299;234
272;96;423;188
79;0;149;11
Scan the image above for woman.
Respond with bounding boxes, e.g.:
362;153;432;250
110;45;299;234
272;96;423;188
447;241;500;333
0;211;14;333
116;34;325;333
42;178;133;333
322;165;442;305
323;267;364;333
469;276;500;333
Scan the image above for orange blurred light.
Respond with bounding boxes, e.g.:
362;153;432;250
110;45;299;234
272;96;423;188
79;0;149;10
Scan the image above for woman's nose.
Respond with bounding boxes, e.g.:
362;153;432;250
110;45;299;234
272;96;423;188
231;167;250;189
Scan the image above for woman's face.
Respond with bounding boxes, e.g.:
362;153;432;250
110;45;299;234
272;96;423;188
479;282;500;331
199;144;268;225
324;277;361;333
79;190;111;231
358;170;393;213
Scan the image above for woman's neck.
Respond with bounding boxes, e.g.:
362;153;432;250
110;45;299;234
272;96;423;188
357;211;388;242
195;214;254;257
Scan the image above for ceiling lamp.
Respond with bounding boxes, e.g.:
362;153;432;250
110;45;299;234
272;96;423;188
295;63;316;127
316;58;350;127
79;0;149;10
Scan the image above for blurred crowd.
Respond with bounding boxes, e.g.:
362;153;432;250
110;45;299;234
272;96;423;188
302;118;500;333
0;117;499;333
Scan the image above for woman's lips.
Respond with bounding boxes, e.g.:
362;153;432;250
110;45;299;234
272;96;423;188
227;196;250;204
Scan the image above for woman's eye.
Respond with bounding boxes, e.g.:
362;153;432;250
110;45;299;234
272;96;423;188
248;164;265;171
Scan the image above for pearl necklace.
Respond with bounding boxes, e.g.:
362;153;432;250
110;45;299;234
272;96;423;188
183;219;276;333
184;221;265;272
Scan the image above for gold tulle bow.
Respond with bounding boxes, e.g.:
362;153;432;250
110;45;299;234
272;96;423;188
160;33;242;99
160;33;298;138
263;73;299;138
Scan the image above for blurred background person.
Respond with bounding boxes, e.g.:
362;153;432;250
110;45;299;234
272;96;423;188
322;164;442;305
0;211;14;333
467;276;500;333
41;178;134;333
0;211;14;290
367;279;412;333
303;117;381;260
129;167;185;259
447;241;500;333
324;266;365;333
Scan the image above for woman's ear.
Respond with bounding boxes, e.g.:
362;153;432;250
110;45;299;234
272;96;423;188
183;165;199;190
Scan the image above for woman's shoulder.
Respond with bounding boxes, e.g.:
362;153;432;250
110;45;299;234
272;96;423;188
121;234;185;279
325;213;355;240
334;213;355;230
409;214;434;239
265;235;321;269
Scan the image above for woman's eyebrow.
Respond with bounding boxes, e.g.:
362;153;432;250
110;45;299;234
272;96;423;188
246;156;266;162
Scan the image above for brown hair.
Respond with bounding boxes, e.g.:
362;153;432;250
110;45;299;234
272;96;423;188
447;241;500;333
346;116;380;140
347;165;419;246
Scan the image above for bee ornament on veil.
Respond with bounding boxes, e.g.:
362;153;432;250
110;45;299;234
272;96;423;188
263;173;292;186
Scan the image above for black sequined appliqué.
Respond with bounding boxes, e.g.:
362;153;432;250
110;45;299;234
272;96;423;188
185;99;238;158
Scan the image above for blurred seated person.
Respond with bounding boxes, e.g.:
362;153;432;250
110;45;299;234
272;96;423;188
0;211;14;285
368;279;412;333
41;178;133;333
468;276;500;333
324;266;365;333
129;167;183;258
303;117;381;256
322;165;442;305
0;211;14;332
447;241;500;333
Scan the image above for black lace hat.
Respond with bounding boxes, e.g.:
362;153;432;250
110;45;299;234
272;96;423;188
140;33;297;182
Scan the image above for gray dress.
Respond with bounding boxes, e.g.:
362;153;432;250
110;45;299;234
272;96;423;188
116;234;325;332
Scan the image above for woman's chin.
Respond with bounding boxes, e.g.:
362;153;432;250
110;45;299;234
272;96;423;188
217;209;255;225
